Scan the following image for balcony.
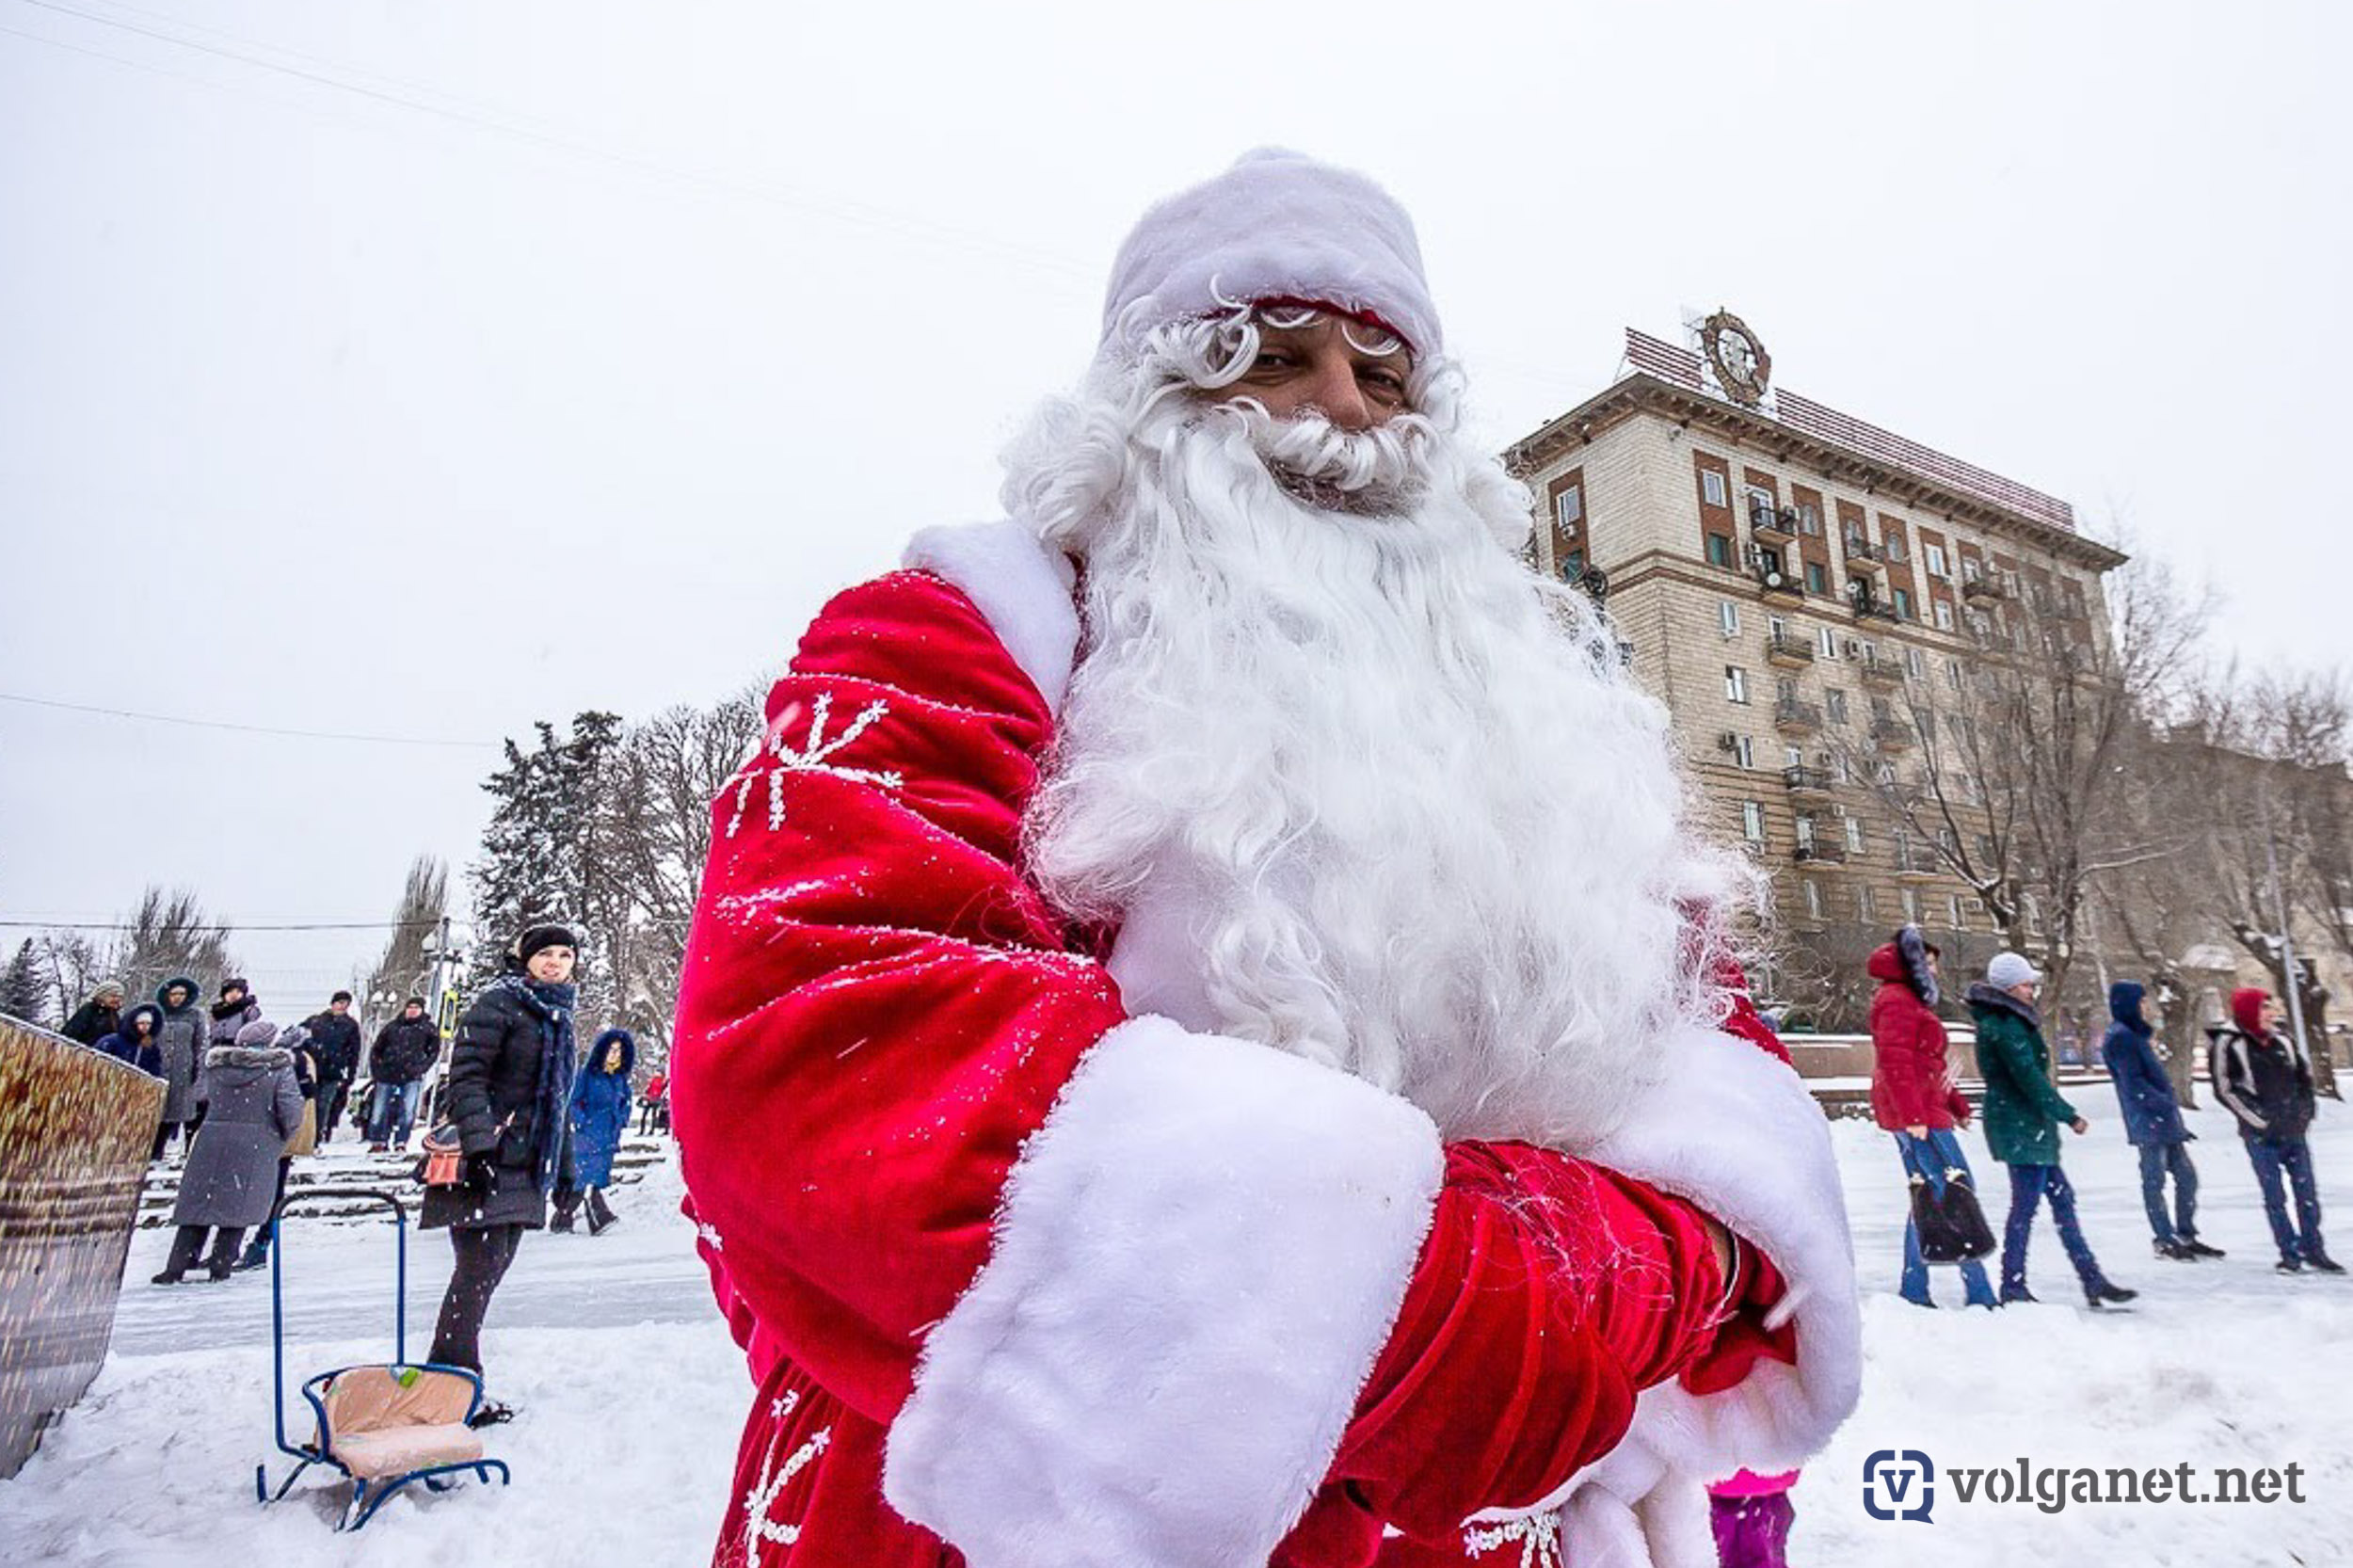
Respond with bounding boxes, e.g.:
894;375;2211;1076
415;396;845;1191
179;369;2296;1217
1783;763;1833;794
1858;652;1906;687
1754;567;1802;607
1961;576;2009;602
1844;538;1886;571
1851;596;1899;624
1871;716;1914;751
1765;632;1816;668
1793;841;1849;866
1893;853;1943;883
1750;505;1796;544
1774;698;1823;735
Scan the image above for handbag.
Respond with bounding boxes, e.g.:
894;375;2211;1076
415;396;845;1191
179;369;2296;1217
417;1122;466;1188
1910;1166;1997;1262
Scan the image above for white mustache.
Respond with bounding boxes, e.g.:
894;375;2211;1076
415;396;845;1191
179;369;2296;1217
1225;405;1436;512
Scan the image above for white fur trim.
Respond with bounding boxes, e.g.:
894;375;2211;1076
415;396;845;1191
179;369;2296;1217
1476;1025;1861;1568
904;520;1080;712
883;1014;1444;1568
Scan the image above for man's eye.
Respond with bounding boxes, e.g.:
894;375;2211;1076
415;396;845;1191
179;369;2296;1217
1252;352;1294;372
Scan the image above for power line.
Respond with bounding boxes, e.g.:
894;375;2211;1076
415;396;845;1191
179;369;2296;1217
0;919;441;932
0;692;496;748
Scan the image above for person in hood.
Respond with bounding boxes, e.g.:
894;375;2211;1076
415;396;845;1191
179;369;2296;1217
1867;926;1995;1308
153;1016;302;1284
2211;987;2337;1274
301;990;365;1144
2101;982;2218;1262
366;996;440;1152
62;979;126;1048
422;922;582;1424
97;1003;167;1079
554;1027;634;1236
152;976;209;1160
1970;952;2136;1308
234;1023;322;1272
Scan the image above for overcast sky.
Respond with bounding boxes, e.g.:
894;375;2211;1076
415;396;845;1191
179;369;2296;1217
5;0;2347;1006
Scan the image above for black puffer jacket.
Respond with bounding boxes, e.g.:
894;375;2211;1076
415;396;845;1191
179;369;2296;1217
304;1011;365;1080
369;1015;440;1084
421;979;575;1231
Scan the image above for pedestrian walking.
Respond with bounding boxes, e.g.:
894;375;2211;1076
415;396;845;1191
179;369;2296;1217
1970;952;2136;1308
2212;987;2339;1274
552;1028;632;1236
62;979;126;1048
96;1003;167;1078
152;1017;302;1285
152;976;208;1159
1867;925;1996;1308
2101;981;2219;1262
635;1068;669;1137
364;996;439;1152
422;922;581;1423
301;990;365;1144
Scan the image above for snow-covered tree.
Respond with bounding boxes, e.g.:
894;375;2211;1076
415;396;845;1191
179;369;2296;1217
3;938;47;1027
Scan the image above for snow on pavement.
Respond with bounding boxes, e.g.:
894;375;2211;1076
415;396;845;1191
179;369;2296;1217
3;1095;2348;1564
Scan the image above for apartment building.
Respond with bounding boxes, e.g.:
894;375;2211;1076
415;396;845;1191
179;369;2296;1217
1505;319;2128;1021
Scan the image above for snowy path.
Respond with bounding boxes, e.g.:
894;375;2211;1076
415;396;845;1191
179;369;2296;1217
4;1094;2349;1564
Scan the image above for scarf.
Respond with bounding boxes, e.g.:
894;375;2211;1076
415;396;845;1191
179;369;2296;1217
495;973;579;1196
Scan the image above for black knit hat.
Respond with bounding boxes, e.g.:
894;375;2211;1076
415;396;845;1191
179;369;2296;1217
509;922;581;968
220;977;250;996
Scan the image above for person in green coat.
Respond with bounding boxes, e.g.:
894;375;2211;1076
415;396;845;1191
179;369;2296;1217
1969;951;2136;1309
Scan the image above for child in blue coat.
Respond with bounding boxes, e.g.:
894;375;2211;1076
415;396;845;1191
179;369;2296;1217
554;1028;634;1236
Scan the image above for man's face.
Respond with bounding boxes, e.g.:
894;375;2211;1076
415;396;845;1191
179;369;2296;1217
330;999;350;1016
402;1002;424;1021
527;946;577;984
1216;315;1411;430
2262;997;2286;1031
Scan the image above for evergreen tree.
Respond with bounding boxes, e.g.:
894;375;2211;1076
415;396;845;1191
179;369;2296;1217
467;712;622;1000
3;938;48;1027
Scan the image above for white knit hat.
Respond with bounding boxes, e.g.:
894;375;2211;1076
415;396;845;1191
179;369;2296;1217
1986;951;2042;990
1100;149;1442;358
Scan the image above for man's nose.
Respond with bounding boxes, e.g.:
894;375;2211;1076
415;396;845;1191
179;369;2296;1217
1302;355;1375;430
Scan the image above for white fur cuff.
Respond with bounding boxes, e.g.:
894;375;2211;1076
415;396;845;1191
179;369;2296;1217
882;1015;1445;1568
904;520;1080;712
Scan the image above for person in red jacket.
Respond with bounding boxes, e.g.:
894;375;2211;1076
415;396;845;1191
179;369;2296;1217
1868;925;1997;1309
671;151;1860;1568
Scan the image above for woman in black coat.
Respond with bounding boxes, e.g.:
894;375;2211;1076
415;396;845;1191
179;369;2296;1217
423;922;581;1420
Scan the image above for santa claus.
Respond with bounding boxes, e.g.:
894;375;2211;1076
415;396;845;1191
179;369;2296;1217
672;151;1859;1568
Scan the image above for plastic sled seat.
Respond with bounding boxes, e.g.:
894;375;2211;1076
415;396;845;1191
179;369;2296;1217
253;1187;512;1530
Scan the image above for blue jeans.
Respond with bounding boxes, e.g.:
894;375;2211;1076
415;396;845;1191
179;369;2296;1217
2245;1136;2326;1262
2137;1140;2200;1243
1897;1129;1996;1306
369;1080;423;1148
2001;1162;2104;1294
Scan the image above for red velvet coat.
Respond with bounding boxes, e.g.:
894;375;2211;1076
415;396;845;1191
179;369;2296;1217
671;524;1859;1568
1865;944;1972;1132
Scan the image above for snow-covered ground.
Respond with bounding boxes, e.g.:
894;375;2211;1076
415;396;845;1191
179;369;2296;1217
2;1100;2347;1564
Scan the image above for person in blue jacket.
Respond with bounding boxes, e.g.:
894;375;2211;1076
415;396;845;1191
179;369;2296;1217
2101;981;2220;1262
97;1003;167;1079
553;1028;634;1236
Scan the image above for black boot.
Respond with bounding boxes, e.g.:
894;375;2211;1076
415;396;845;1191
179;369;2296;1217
2088;1281;2137;1308
2278;1256;2305;1274
2306;1251;2345;1275
585;1187;618;1237
2153;1238;2196;1261
2182;1238;2226;1259
1999;1282;2038;1305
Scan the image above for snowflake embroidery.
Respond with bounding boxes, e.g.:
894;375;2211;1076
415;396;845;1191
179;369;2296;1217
696;1221;725;1252
742;1424;831;1559
1464;1512;1562;1568
771;1387;800;1421
727;692;904;838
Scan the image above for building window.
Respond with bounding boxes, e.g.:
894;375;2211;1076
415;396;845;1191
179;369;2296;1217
1775;676;1800;707
1933;599;1954;632
1804;560;1829;596
1948;892;1967;930
1555;485;1584;530
1885;532;1910;563
1725;666;1749;704
1702;470;1728;508
1784;744;1804;769
1561;548;1586;579
1831;751;1851;784
1857;885;1876;921
1905;646;1926;679
1817;625;1839;659
1946;658;1964;689
1795;813;1817;850
1803;880;1823;920
1706;533;1737;568
1798;503;1821;536
1901;888;1922;924
1825;688;1849;725
1892;586;1915;621
1925;543;1948;579
1741;800;1765;842
1720;600;1740;636
1767;614;1786;642
1845;817;1864;854
1733;734;1755;769
1745;487;1775;526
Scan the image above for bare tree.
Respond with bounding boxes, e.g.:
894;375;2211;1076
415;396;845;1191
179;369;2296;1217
101;888;238;1007
363;855;451;1027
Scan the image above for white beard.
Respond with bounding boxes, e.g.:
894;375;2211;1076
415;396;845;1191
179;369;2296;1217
1006;374;1751;1147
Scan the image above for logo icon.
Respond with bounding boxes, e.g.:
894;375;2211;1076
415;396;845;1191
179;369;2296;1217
1862;1449;1936;1522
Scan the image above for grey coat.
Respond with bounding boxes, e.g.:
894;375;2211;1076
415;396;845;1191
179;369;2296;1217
154;1003;208;1125
172;1045;302;1228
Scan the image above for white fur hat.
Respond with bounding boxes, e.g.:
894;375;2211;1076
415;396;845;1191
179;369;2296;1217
1100;149;1441;357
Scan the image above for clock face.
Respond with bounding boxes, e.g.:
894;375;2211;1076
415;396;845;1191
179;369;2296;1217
1700;310;1770;406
